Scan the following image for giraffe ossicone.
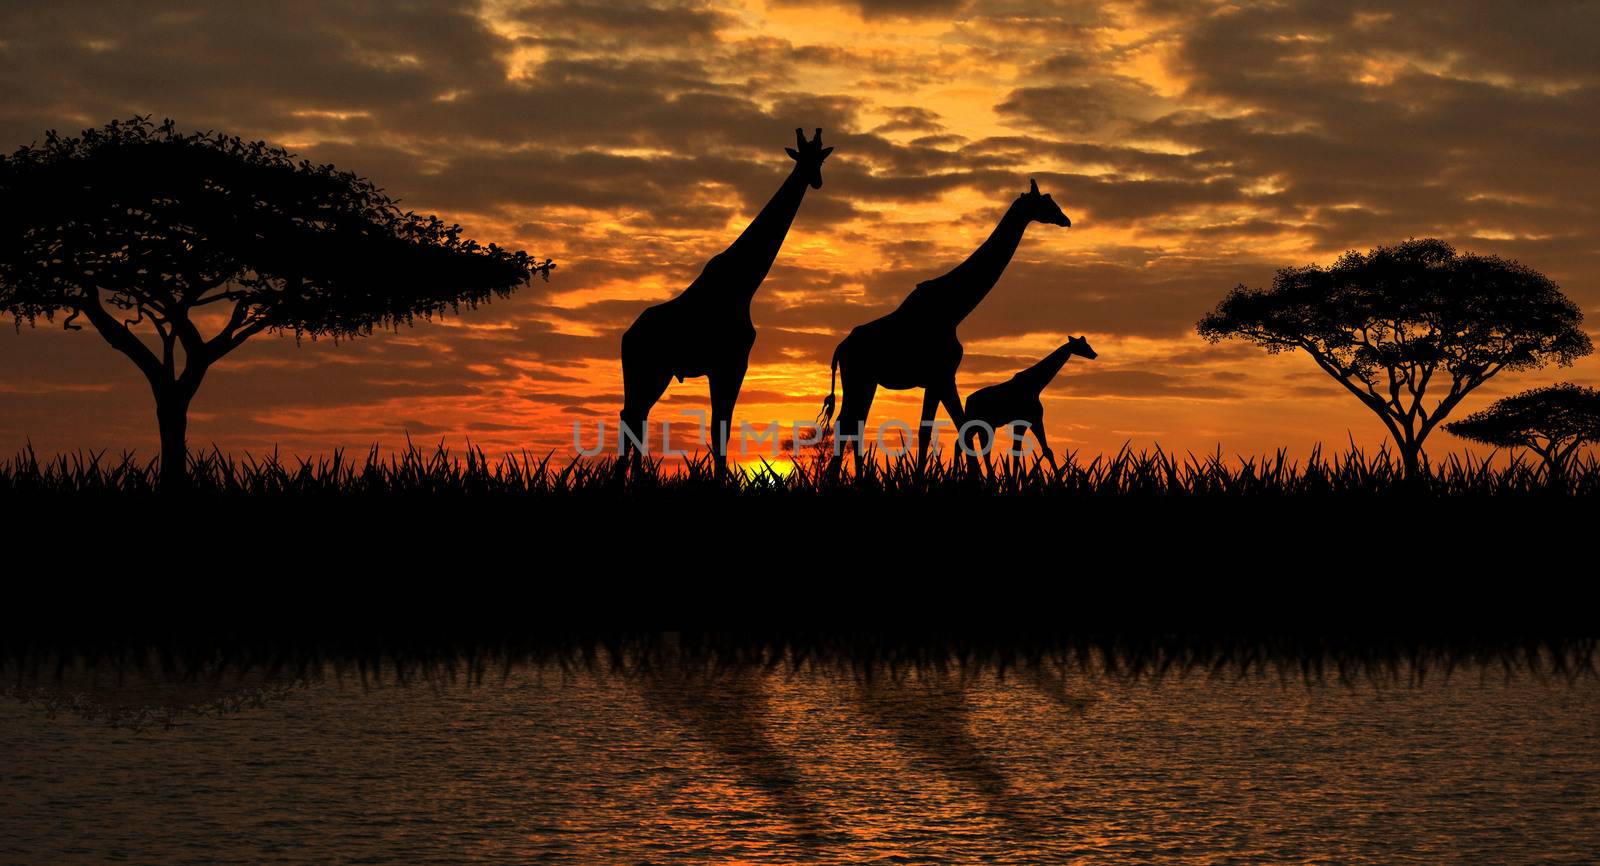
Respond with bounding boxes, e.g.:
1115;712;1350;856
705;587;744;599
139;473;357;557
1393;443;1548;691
963;335;1098;474
618;128;832;474
818;180;1074;474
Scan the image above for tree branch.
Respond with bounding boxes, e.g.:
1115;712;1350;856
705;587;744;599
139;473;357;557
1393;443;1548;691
204;297;272;359
1297;339;1408;446
71;288;164;384
191;289;252;307
169;312;210;385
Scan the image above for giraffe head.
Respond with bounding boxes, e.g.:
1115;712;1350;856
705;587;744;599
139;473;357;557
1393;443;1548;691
1066;335;1097;360
785;128;833;190
1018;178;1071;227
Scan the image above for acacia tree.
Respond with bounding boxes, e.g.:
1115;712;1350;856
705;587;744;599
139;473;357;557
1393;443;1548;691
0;117;552;487
1444;383;1600;481
1197;239;1591;477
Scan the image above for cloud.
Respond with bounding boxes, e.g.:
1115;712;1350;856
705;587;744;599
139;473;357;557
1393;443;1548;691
510;1;732;48
996;79;1158;137
768;0;972;20
871;105;946;135
3;0;1597;461
1051;370;1244;399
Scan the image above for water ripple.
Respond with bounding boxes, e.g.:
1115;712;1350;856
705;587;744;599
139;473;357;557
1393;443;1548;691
2;662;1596;863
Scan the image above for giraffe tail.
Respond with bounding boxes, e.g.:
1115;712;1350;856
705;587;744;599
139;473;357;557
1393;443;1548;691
816;342;841;429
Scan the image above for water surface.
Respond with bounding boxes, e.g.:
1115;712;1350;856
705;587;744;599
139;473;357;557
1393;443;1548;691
2;658;1596;864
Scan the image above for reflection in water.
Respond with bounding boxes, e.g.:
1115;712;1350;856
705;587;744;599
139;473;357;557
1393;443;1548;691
852;673;1036;824
2;640;1597;864
1;651;315;730
3;680;303;730
630;658;1100;851
636;661;834;849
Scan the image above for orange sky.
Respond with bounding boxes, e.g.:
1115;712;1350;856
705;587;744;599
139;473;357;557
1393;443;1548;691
2;0;1597;466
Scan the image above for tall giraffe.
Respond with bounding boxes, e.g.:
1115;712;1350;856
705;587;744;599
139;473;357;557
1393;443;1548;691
620;129;832;474
963;335;1097;474
818;180;1071;472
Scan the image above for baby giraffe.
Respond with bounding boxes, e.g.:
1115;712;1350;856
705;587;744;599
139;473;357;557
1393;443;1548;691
962;335;1096;473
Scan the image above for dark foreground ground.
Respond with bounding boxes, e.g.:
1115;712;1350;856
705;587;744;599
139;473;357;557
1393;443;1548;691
7;491;1595;632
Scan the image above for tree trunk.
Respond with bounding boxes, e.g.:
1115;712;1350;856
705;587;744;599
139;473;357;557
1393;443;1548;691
1545;454;1568;493
156;388;193;491
1397;440;1424;486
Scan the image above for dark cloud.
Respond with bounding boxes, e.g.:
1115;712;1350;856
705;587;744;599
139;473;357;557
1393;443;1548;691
1040;172;1249;223
0;1;511;146
997;79;1154;137
509;1;731;47
524;391;621;406
1052;370;1245;400
1147;3;1600;245
871;105;946;135
768;0;971;20
3;0;1597;459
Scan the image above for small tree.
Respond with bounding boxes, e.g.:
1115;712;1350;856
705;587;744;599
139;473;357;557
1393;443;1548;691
1444;383;1600;481
0;117;552;487
1197;239;1591;477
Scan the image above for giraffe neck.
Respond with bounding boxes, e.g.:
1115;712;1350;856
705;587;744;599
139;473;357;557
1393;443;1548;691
1014;343;1078;395
716;164;810;300
933;199;1032;324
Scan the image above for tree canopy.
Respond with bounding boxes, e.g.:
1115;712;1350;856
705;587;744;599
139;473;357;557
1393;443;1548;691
0;116;553;486
0;117;550;342
1444;383;1600;477
1197;238;1591;475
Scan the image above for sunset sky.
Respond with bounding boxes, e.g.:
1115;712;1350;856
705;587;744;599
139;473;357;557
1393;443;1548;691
2;0;1597;464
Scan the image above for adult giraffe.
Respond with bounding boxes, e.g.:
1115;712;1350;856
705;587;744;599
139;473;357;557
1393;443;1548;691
818;180;1071;473
620;128;832;474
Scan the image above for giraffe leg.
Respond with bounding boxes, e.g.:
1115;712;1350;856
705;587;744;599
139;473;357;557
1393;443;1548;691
1008;421;1031;469
620;358;671;470
934;379;966;429
1031;416;1058;473
933;379;972;473
917;387;941;468
966;422;994;478
831;371;876;477
708;364;746;478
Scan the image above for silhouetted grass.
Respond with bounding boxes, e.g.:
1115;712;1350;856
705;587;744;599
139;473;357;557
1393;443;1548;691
5;442;1587;635
5;633;1595;689
2;441;1596;497
7;634;1594;732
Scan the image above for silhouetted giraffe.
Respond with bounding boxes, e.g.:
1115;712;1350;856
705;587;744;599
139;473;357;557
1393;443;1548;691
963;335;1096;474
620;129;832;474
818;180;1070;473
